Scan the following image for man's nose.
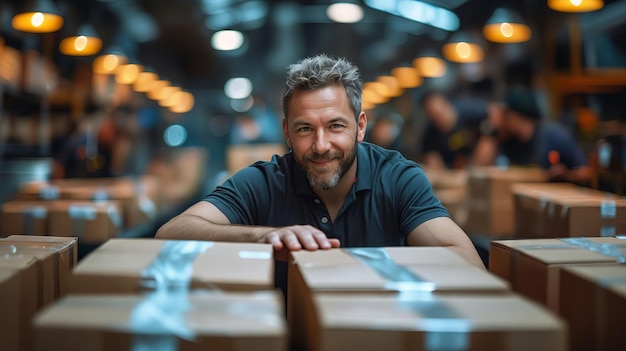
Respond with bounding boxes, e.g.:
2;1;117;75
312;130;331;154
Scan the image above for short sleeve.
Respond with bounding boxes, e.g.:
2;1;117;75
204;166;272;225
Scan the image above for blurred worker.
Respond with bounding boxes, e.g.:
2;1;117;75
156;54;484;294
365;112;404;152
488;86;591;185
419;91;485;170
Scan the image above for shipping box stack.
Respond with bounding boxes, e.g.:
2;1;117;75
32;238;287;351
1;201;51;236
423;168;469;227
512;183;626;238
559;264;626;351
288;246;566;351
16;176;160;229
0;235;78;351
489;237;625;311
465;167;548;237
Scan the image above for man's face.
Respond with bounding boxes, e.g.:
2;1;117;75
282;85;367;191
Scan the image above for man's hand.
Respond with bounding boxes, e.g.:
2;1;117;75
262;225;341;261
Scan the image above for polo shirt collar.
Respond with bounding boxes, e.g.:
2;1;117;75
292;143;373;196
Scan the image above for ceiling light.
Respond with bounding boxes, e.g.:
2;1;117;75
391;66;422;88
211;30;244;51
548;0;604;12
483;8;531;43
115;63;143;85
224;77;253;99
158;86;183;107
442;32;484;63
327;3;364;23
170;92;195;114
413;52;447;78
11;0;64;33
93;52;127;75
362;88;388;105
376;76;404;97
59;24;102;56
133;70;159;92
147;80;170;100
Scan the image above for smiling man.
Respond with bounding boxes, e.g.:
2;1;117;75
156;54;484;292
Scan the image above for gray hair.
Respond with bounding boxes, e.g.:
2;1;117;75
281;54;362;120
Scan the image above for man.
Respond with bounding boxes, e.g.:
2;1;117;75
494;86;591;185
419;91;485;170
156;54;484;292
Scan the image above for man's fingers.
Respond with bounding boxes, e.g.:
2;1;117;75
328;238;341;248
266;232;284;250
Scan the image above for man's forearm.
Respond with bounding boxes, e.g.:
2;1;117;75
155;214;270;243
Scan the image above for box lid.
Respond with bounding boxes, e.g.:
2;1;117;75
72;239;274;291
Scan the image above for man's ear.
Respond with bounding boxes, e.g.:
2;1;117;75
357;111;367;142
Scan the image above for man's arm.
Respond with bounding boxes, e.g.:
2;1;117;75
155;201;339;259
406;216;485;269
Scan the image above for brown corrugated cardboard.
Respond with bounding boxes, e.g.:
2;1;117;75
1;201;51;236
69;239;274;294
465;167;549;237
17;176;160;229
0;257;39;351
489;237;625;311
512;183;626;237
311;293;566;351
33;292;287;351
0;243;57;307
1;235;78;297
288;247;510;351
559;264;626;351
48;200;123;244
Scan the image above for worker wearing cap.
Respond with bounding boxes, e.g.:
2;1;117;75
494;86;591;185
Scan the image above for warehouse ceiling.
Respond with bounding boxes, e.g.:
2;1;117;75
1;0;625;95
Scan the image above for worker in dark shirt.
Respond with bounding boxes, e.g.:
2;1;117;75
492;87;591;185
419;91;484;170
156;54;485;294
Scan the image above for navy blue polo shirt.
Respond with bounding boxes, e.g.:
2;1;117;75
205;141;449;247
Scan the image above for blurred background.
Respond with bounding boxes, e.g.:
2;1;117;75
1;0;625;239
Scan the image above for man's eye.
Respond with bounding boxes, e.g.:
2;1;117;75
330;124;344;129
297;127;312;132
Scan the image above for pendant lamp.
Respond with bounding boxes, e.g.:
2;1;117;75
11;0;64;33
442;32;484;63
483;8;532;43
548;0;603;12
59;24;102;56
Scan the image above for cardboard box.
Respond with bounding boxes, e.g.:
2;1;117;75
48;200;123;244
1;201;51;236
1;235;78;297
310;293;566;351
288;247;510;351
489;237;626;311
0;243;57;307
0;257;40;351
559;264;626;351
70;239;274;294
465;167;548;237
18;176;160;229
33;292;287;351
226;143;286;175
512;183;626;238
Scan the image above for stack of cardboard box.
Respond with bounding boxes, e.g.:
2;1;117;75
1;176;160;243
31;238;287;351
512;183;626;238
0;235;78;351
490;236;626;351
288;246;567;351
423;168;469;227
464;167;549;237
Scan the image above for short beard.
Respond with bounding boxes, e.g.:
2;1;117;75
301;142;357;191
